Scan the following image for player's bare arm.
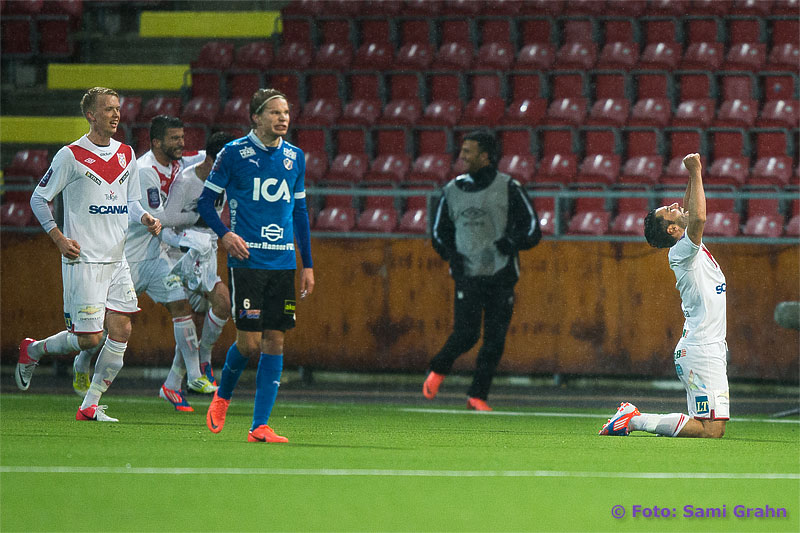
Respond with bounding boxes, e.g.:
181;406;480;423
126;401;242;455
221;231;249;261
299;268;315;299
142;213;162;236
48;227;81;259
682;153;706;245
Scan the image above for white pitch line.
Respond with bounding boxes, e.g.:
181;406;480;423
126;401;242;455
0;466;797;480
399;408;800;424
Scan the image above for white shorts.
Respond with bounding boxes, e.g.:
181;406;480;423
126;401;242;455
129;251;186;304
62;260;139;334
673;339;730;420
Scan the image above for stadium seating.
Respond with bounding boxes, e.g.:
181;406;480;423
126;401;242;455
356;207;399;232
314;206;357;232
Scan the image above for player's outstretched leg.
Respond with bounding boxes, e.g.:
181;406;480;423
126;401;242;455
16;338;39;391
467;397;493;411
159;385;194;412
206;391;230;433
423;371;445;399
248;425;288;443
599;402;641;436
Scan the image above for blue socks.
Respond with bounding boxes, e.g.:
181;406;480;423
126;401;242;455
251;353;283;431
217;343;249;401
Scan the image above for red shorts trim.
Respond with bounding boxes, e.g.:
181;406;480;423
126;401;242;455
69;329;104;335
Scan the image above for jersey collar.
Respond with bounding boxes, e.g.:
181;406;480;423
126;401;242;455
247;130;283;152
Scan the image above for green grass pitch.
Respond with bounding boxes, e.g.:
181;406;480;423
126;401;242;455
1;394;798;532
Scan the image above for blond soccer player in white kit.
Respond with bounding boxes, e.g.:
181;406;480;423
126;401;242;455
159;132;235;390
599;153;729;439
73;115;216;412
17;87;162;422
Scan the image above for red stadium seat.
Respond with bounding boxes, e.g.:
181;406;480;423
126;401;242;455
352;41;393;70
550;71;586;98
357;207;399;232
335;127;368;154
479;17;513;45
469;73;502;99
228;42;272;99
555;42;597;70
314;207;356;232
611;210;647;235
474;42;514;70
380;99;423;126
620;155;663;184
545;98;588;126
567;210;612;235
753;129;790;159
190;41;235;99
303;152;328;186
749;156;793;186
514;44;555;71
319;17;352;44
498;154;536;185
398;207;428;233
0;201;35;227
414;128;451;155
428;73;463;102
680;42;724;70
359;0;402;16
407;154;452;185
312;42;353;70
398;18;433;45
1;16;36;57
419;101;462;127
607;0;647;15
339;99;381;126
297;98;342;126
743;215;785;237
719;74;755;101
715;99;758;128
708;157;749;186
460;97;505;126
537;153;578;184
691;0;730;15
4;149;50;180
347;73;381;101
292;127;328;154
498;128;534;154
593;72;627;99
532;195;557;235
272;42;312;70
519;17;554;43
624;129;660;157
760;73;797;101
672;99;715;128
723;43;766;70
639;42;681;70
746;197;781;217
395;43;435;70
325;153;369;185
758;100;799;128
444;0;482;15
281;16;313;45
629;98;671;127
587;99;629;127
596;42;639;70
181;96;219;127
604;18;636;42
432;42;473;70
216;97;250;128
768;43;800;72
703;211;741;236
501;99;547;126
771;17;799;44
440;18;472;46
139;96;181;123
363;154;411;185
359;18;392;44
577;154;620;185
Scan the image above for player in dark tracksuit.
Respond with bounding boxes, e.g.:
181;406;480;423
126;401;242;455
423;130;541;411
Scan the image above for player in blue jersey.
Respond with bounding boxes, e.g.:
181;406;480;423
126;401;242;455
197;88;314;443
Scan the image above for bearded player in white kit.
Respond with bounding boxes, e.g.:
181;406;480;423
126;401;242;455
599;153;729;439
17;87;161;422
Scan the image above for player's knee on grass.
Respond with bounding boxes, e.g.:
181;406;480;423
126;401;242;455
699;419;726;438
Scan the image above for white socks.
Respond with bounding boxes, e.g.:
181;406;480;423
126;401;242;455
28;331;81;360
164;348;187;391
630;412;691;437
198;309;226;365
82;337;126;409
174;316;201;381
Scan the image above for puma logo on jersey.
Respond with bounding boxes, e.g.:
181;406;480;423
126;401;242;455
248;159;260;168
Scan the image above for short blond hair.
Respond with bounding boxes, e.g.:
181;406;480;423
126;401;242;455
80;87;119;116
249;88;288;124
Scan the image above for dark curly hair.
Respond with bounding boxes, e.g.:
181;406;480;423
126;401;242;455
643;209;678;248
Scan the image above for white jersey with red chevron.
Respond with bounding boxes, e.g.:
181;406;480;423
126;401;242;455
125;149;205;263
35;134;141;263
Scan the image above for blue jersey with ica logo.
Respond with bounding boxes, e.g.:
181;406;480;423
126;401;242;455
204;132;307;270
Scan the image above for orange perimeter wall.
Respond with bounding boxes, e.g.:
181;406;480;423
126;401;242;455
2;233;798;381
